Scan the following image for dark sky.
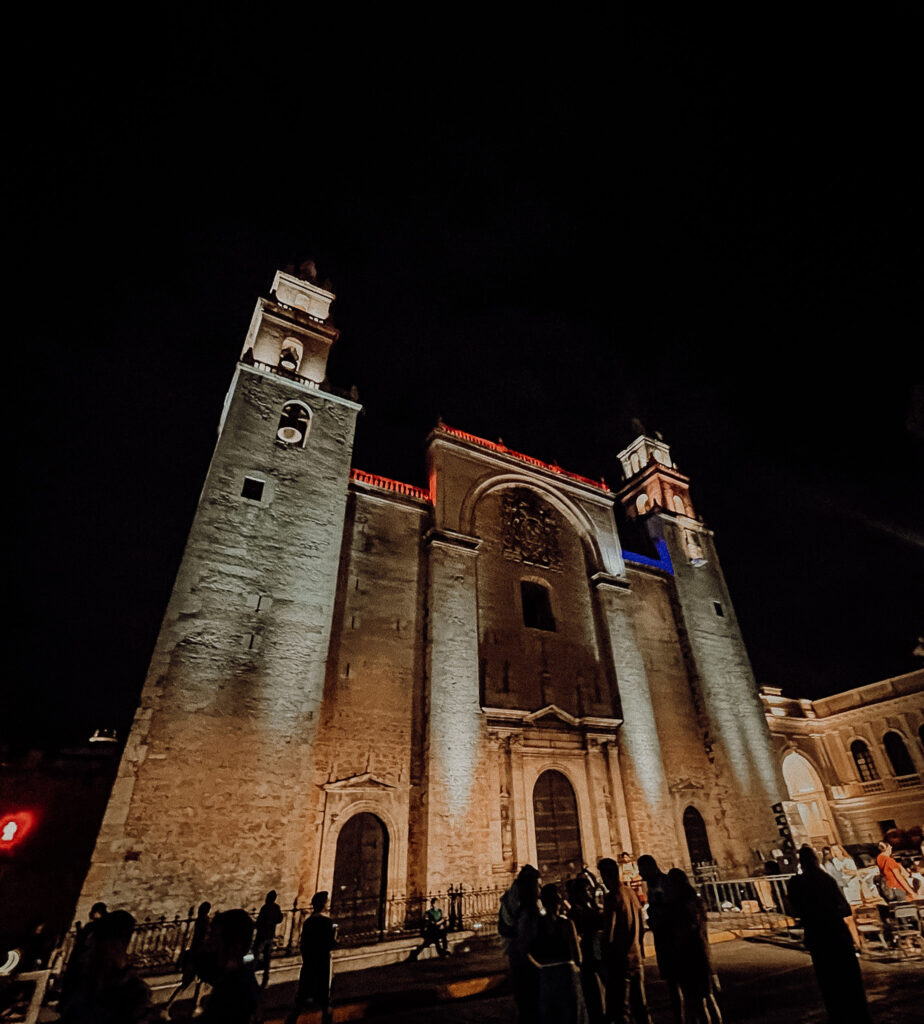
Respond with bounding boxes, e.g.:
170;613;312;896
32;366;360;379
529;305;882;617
9;10;923;746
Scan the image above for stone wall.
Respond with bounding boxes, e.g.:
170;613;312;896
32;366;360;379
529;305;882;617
76;369;359;918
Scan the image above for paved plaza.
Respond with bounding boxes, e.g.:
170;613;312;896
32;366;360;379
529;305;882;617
364;941;923;1024
241;937;924;1024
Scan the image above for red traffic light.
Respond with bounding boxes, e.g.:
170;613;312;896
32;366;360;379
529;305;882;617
0;811;35;849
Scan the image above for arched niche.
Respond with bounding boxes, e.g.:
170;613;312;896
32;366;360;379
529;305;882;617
682;805;713;865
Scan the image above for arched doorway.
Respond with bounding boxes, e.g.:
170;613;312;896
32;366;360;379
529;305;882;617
782;751;836;845
532;770;582;884
682;806;713;866
331;812;388;941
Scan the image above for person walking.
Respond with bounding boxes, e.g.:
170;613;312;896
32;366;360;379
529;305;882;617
637;855;681;1024
286;891;338;1024
665;869;722;1024
409;898;449;960
528;883;589;1024
499;864;542;1024
253;890;283;989
788;845;870;1024
165;901;211;1014
597;857;652;1024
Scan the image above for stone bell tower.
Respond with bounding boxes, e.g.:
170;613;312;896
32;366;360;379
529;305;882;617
77;268;361;917
617;430;785;868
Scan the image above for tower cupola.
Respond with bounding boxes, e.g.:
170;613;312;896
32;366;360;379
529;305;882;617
240;265;340;388
616;431;697;520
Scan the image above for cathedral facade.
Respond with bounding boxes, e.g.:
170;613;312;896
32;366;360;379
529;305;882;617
77;270;784;924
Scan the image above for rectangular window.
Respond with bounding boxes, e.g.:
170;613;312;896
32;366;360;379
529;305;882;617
241;477;265;501
713;601;724;617
521;581;556;631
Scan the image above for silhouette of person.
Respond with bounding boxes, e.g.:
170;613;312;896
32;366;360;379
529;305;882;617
637;854;681;1024
57;910;157;1023
499;864;542;1024
665;868;722;1024
287;891;338;1024
165;901;211;1014
528;883;589;1024
409;898;449;959
598;857;652;1024
197;909;260;1024
59;902;107;1011
566;874;605;1024
788;845;870;1024
253;890;283;988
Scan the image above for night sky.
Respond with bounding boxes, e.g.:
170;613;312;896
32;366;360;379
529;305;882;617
9;10;922;747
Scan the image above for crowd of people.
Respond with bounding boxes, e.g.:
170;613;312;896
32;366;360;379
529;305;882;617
29;836;923;1023
51;890;338;1024
499;853;722;1024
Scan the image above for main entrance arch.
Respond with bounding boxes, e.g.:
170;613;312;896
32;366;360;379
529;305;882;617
532;770;582;884
331;812;388;941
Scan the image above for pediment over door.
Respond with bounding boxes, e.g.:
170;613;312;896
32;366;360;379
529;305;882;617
322;772;397;793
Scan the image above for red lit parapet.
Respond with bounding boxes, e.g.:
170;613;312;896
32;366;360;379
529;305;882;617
0;811;35;850
349;468;432;502
436;423;610;491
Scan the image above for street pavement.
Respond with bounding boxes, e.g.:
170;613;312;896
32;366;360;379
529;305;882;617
362;940;924;1024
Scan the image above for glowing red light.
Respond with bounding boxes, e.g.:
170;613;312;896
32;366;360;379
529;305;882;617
0;811;35;848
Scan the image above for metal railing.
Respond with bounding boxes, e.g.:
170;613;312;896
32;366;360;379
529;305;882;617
52;885;505;979
699;874;796;932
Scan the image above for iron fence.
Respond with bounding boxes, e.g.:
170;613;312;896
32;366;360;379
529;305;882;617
53;884;506;979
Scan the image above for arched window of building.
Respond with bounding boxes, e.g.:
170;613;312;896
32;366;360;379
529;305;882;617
276;402;311;447
278;337;303;372
331;812;388;940
630;453;639;474
533;770;582;885
521;580;555;632
782;751;822;796
682;806;713;865
850;739;879;782
919;723;924;752
672;495;686;515
636;493;648;514
883;731;915;776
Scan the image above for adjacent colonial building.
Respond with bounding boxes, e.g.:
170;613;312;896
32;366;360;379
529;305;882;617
76;269;786;926
762;669;924;848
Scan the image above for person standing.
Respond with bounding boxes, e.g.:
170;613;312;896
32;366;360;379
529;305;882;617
287;891;337;1024
637;855;681;1024
198;909;261;1024
59;902;107;1011
820;847;845;896
597;858;652;1024
499;864;542;1024
253;890;283;989
528;884;589;1024
665;869;722;1024
566;874;605;1024
875;841;916;902
830;844;861;904
788;845;870;1024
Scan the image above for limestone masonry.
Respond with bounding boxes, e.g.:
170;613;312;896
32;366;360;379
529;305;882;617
77;269;789;923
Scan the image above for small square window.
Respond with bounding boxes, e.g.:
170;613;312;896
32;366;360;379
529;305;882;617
241;477;265;501
713;601;724;617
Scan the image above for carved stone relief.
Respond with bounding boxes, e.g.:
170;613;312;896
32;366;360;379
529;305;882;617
501;489;563;571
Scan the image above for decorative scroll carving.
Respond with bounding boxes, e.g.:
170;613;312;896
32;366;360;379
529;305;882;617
501;489;563;571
